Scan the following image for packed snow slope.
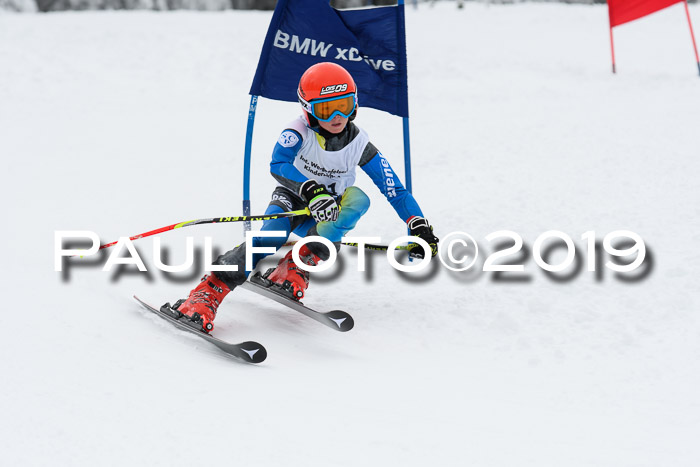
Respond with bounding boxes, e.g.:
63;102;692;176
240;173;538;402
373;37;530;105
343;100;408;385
2;3;699;466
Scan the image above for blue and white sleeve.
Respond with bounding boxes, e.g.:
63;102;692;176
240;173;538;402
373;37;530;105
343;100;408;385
360;145;424;222
269;128;308;194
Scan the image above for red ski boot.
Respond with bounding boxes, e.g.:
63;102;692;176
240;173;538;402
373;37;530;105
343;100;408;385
261;245;321;300
173;273;231;333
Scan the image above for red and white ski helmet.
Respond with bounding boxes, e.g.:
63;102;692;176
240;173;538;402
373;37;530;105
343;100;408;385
297;62;358;128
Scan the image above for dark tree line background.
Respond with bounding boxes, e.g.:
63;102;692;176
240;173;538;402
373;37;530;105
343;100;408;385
1;0;697;13
2;0;400;12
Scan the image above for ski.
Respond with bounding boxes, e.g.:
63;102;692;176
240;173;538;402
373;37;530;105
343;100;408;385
133;296;267;364
241;276;354;332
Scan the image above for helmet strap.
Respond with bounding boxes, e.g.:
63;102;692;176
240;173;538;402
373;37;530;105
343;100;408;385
305;111;320;130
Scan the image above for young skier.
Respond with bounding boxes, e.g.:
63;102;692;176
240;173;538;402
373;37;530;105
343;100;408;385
172;62;439;332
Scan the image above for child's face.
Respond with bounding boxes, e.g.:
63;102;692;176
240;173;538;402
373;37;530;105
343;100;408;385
318;114;348;134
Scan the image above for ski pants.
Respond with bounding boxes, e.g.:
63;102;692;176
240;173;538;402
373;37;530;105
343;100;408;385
212;185;370;289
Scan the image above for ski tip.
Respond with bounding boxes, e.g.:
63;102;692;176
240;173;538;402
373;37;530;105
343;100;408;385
237;342;268;364
133;295;147;306
326;311;354;332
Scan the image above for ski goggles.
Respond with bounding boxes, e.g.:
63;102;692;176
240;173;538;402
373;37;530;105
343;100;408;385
299;93;356;122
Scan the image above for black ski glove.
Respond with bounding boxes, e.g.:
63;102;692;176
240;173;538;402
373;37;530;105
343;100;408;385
407;216;439;258
300;180;339;223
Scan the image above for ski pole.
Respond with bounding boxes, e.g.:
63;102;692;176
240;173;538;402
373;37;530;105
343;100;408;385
99;208;311;250
282;240;424;259
342;241;416;253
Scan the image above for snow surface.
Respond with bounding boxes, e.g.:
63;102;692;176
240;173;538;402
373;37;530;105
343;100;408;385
1;3;700;466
